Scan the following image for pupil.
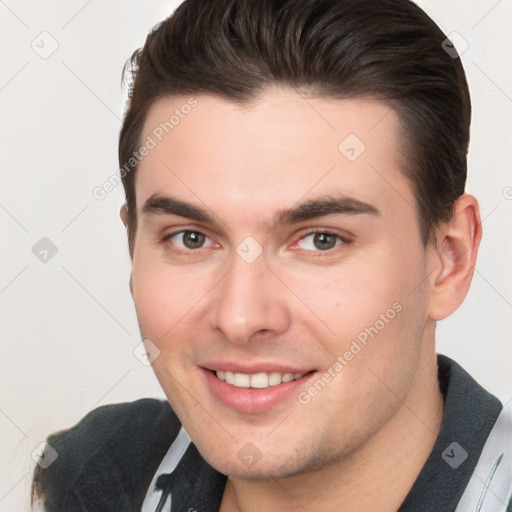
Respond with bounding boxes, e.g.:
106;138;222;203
184;231;204;249
314;233;336;250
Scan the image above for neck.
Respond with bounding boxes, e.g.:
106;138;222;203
220;349;444;512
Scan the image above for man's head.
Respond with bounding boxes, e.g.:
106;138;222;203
118;0;480;481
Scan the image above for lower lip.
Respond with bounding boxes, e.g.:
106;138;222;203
202;368;316;414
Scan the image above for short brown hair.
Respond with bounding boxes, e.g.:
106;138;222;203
119;0;471;254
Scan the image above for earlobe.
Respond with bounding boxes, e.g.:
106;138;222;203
428;194;482;320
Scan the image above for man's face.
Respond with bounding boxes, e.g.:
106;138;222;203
129;87;435;478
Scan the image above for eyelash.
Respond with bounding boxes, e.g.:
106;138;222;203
159;229;352;257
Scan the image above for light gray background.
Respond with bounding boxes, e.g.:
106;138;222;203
1;1;511;510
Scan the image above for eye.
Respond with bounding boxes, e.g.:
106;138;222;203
296;231;346;252
163;230;215;251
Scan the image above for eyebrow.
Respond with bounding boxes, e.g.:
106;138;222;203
141;193;380;229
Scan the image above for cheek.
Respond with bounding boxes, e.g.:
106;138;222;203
131;267;170;337
283;245;428;370
130;253;199;341
130;257;208;402
281;259;400;340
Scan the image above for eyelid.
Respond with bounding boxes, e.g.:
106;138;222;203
298;227;353;240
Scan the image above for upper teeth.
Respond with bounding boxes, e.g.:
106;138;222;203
215;371;304;389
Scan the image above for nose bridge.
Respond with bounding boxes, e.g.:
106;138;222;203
209;250;290;343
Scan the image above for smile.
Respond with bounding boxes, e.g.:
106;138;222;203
202;366;317;413
214;370;305;389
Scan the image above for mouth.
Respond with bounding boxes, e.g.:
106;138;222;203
201;365;317;413
212;369;307;389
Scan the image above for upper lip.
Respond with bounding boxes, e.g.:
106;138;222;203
201;361;315;374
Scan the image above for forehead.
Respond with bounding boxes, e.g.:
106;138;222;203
135;88;414;227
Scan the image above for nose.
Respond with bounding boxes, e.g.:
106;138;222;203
208;250;291;345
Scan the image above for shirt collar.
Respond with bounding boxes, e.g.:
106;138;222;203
398;354;502;511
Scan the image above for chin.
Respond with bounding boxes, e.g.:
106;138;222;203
208;457;302;480
197;441;330;481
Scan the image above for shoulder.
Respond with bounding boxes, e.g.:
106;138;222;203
32;398;181;511
42;397;178;466
49;397;175;443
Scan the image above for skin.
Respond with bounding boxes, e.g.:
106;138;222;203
120;86;481;511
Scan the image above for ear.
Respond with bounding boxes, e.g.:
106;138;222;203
427;193;482;321
120;203;129;227
120;203;134;291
